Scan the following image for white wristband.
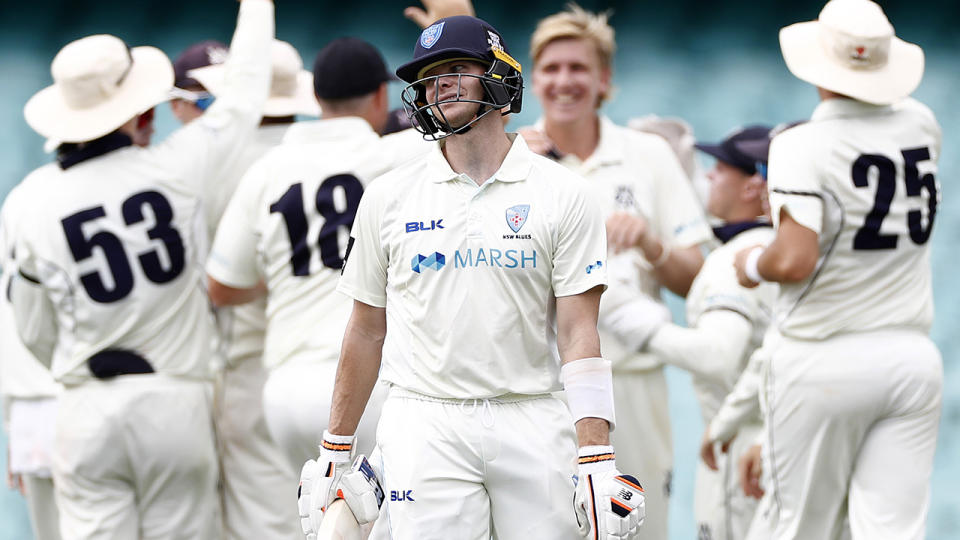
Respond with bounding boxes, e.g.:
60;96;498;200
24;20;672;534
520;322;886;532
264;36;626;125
560;357;616;432
744;246;765;284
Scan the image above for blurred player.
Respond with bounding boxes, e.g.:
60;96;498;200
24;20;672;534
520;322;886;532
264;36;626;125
8;1;274;538
297;16;644;540
1;188;61;540
174;37;318;540
206;36;398;471
520;6;712;539
613;125;777;540
169;39;228;125
733;1;943;538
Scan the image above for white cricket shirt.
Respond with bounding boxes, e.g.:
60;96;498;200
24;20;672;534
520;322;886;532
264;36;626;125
209;124;290;368
0;183;61;399
678;226;776;422
767;98;941;340
549;116;712;370
338;134;608;399
9;0;273;385
207;118;428;369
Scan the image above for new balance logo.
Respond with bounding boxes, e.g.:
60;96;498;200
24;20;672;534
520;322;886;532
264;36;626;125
390;490;415;502
411;252;445;273
406;220;444;233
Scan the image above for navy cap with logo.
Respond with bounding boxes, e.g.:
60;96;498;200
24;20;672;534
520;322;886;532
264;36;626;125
396;15;519;83
313;37;393;100
173;40;228;89
694;125;772;175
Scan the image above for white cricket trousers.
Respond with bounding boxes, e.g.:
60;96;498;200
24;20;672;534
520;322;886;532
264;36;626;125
53;375;219;540
694;422;761;540
261;359;387;469
749;329;942;540
369;387;582;540
215;356;301;540
610;366;672;540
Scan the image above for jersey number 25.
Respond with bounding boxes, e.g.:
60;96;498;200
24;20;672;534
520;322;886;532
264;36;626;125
852;146;938;250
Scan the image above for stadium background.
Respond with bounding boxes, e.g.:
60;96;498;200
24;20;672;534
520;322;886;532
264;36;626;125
0;0;956;537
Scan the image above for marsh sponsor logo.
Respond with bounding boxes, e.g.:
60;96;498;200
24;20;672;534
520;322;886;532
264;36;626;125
411;252;445;273
454;248;537;269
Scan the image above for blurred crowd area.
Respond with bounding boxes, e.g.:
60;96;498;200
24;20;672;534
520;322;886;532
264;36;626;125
1;1;958;538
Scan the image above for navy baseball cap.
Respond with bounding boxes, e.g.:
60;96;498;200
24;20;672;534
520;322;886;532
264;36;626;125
396;16;519;83
313;37;393;100
173;40;228;89
694;125;772;175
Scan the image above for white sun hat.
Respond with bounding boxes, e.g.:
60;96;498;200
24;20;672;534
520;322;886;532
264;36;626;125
779;0;924;105
24;34;173;145
189;39;320;117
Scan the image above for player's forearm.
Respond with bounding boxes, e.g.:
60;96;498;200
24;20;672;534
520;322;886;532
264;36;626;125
9;274;57;368
206;277;265;307
708;350;763;444
327;305;386;437
756;210;819;283
575;417;611;446
205;0;274;121
646;310;753;386
646;243;703;297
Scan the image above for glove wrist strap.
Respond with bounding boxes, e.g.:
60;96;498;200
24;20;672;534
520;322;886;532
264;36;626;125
320;430;355;463
577;444;617;476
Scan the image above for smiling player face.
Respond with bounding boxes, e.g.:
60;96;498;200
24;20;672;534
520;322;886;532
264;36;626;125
421;59;489;129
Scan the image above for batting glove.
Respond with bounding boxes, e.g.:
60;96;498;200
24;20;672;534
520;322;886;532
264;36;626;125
298;431;355;540
574;446;645;540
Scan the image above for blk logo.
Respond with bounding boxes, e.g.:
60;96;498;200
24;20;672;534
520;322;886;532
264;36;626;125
411;252;445;273
390;490;415;502
406;220;444;233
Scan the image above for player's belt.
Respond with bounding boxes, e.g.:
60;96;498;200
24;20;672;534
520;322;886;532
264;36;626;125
87;349;155;379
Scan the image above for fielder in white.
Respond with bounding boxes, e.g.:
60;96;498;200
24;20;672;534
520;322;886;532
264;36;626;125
519;8;711;539
297;15;645;540
733;1;943;538
622;126;778;540
1;185;62;540
177;37;319;540
7;1;274;538
207;37;407;472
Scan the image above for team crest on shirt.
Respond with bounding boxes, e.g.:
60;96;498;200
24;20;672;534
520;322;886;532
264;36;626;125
505;204;530;233
420;22;445;49
614;186;636;209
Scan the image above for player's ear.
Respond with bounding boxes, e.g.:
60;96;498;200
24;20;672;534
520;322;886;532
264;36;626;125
742;173;765;203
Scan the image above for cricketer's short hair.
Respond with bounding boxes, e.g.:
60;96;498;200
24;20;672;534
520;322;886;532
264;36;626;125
530;4;615;105
530;4;616;70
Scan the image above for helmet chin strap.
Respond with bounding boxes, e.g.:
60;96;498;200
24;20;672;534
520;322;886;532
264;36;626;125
439;101;486;136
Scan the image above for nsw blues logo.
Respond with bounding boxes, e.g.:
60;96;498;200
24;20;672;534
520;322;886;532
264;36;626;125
420;22;445;49
505;204;530;233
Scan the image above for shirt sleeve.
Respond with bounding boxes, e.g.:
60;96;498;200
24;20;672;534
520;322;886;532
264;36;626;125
337;181;389;308
645;135;711;248
205;159;266;288
766;132;824;234
155;0;274;194
552;177;608;297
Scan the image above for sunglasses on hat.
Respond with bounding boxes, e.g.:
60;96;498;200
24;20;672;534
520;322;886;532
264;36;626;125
169;87;215;111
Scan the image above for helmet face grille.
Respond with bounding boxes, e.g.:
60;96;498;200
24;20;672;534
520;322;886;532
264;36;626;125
399;63;523;141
